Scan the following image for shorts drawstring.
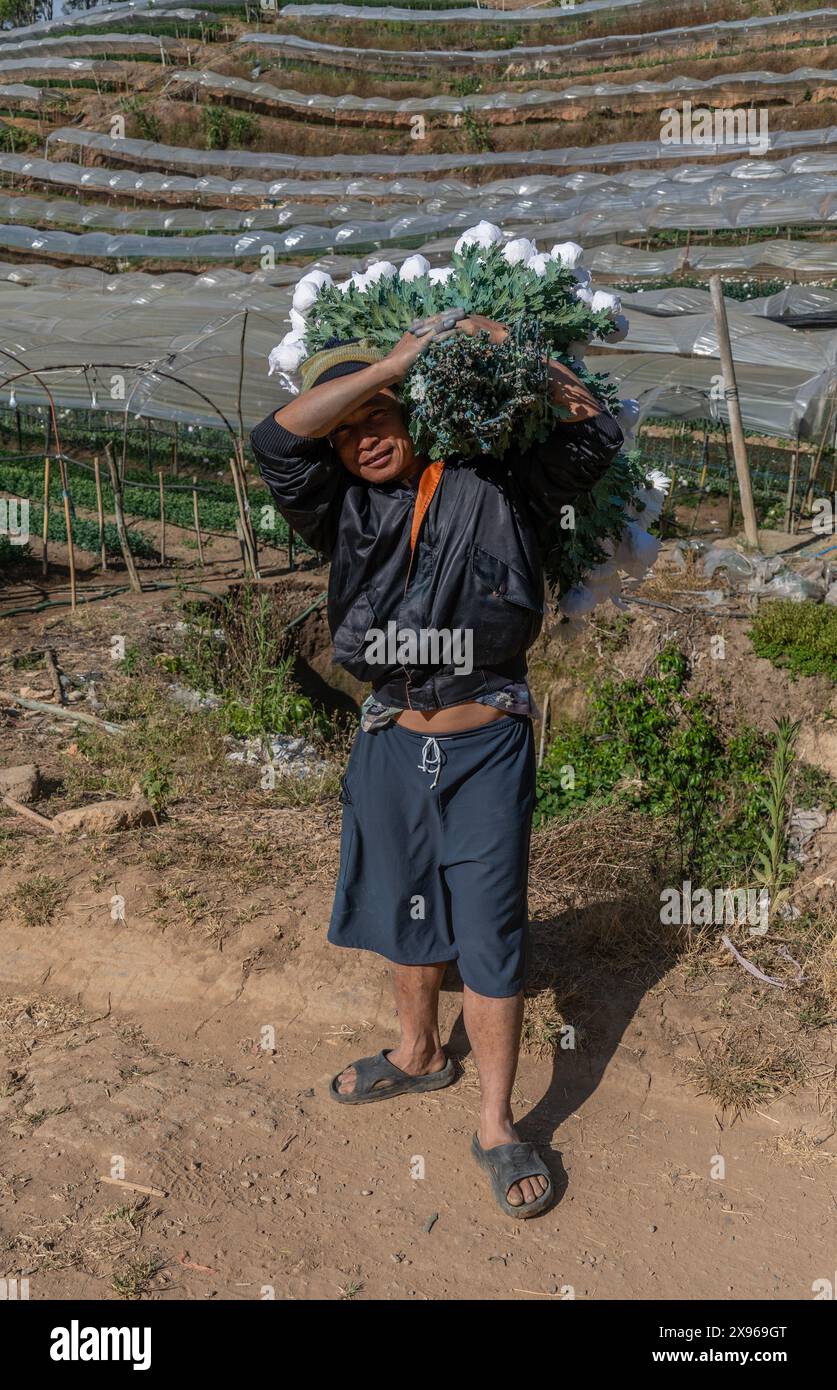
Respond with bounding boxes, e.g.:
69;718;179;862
418;735;445;789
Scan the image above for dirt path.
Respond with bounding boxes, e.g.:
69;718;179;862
2;874;835;1302
1;572;836;1302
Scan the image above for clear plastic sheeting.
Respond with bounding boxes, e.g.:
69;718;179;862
8;170;837;242
598;350;835;442
164;65;837;120
620;285;837;328
587;241;837;278
0;57;127;80
0;85;64;108
0;284;298;431
0;272;831;441
238;10;837;69
44;123;837;178
0;33;193;60
0;5;207;44
13;149;837;206
279;1;663;23
7;175;837;256
597;303;837;375
0;254;371;293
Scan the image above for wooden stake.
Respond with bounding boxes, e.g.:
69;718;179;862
93;453;107;570
158;469;166;565
41;454;50;577
801;375;837;519
228;453;251;577
1;794;57;833
104;443;142;592
57;455;77;612
192;475;204;566
44;647;65;705
709;274;759;549
784;431;800;534
537;690;550;768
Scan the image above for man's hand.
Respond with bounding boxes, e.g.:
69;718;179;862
455;314;509;345
382;310;468;383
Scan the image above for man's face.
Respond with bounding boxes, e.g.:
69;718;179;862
328;389;416;484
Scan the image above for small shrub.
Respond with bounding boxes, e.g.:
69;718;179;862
749;600;837;681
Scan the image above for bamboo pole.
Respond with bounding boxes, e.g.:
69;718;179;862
784;431;800;534
228;453;251;576
93;453;107;570
56;455;77;612
158;469;166;564
709;274;759;549
232;441;259;577
801;374;837;518
41;454;50;577
105;443;142;592
192;475;205;565
537;691;550;768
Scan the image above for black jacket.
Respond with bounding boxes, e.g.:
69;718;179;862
250;408;623;710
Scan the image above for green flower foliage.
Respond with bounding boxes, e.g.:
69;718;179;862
302;243;642;596
407;318;552;461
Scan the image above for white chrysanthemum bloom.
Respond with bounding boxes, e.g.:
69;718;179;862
526;251;551;277
409;375;427;404
603;313;630;343
502;237;536;266
292;279;322;314
300;268;332;290
591;289;622;315
455;220;503;254
572;267;592;289
364;260;398;283
550;240;584;268
575;284;594;307
428;266;454;284
626;471;671;524
336;278;353;293
289;307;307;335
399;254;431;282
268;332;307;375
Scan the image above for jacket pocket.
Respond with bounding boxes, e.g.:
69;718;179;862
470;545;545;614
332;588;377;664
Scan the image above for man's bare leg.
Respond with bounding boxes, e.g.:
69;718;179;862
335;961;448;1095
463;986;548;1208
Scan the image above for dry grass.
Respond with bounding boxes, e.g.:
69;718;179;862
7;874;65;929
679;1025;808;1119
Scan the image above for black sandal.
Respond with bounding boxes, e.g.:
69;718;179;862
471;1133;554;1219
329;1049;456;1105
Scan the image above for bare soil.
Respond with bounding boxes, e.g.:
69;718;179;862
1;550;836;1302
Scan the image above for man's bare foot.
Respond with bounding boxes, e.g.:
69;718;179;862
478;1120;549;1208
335;1043;447;1096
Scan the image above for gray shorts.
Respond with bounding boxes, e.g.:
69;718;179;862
328;713;536;998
